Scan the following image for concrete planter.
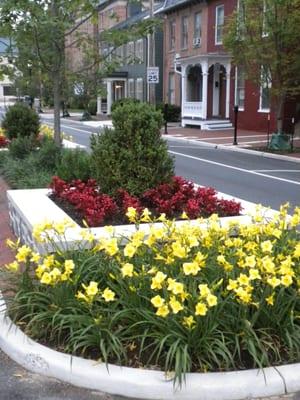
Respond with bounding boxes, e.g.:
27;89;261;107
6;187;275;254
0;292;299;400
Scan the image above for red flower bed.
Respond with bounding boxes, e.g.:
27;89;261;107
0;136;10;148
50;176;242;227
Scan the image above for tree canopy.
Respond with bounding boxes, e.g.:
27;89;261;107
0;0;159;144
224;0;300;131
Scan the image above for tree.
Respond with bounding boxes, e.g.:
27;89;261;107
224;0;300;132
0;0;100;145
0;1;160;145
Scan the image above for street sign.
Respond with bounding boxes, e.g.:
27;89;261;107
147;67;159;84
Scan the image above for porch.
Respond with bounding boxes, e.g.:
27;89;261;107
97;72;128;116
177;55;233;129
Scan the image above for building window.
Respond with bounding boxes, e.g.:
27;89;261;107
169;19;176;50
237;0;245;38
127;41;134;60
194;12;202;45
235;67;245;110
181;16;188;49
136;78;143;101
3;86;15;96
168;73;175;105
215;5;224;45
135;39;144;63
128;78;135;98
259;67;271;111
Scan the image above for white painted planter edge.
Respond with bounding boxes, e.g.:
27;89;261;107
6;187;277;254
0;293;299;400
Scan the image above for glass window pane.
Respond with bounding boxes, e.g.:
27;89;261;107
215;5;224;44
181;16;188;48
194;12;202;39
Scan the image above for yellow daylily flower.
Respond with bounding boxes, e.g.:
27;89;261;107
195;302;208;316
151;295;165;308
102;288;116;302
156;305;169;317
121;263;134;277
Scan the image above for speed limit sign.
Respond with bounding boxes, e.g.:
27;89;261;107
147;67;159;84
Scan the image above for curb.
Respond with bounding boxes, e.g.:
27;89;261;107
163;135;300;163
1;293;300;400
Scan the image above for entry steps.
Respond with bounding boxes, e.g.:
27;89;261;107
201;120;233;130
182;118;233;130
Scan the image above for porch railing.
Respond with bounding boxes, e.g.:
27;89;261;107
182;102;203;118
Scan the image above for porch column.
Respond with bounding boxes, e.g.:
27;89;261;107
107;80;112;115
124;80;128;98
181;65;187;127
96;96;102;115
225;64;231;119
201;62;208;120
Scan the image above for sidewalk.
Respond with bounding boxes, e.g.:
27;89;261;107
163;125;300;161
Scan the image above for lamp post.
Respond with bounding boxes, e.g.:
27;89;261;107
233;105;238;145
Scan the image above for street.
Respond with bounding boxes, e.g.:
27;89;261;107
41;115;300;211
0;109;299;210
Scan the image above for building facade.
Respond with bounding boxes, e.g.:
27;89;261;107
160;0;298;132
97;1;164;115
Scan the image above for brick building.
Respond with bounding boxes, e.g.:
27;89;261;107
159;0;299;132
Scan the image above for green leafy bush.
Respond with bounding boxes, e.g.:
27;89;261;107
56;148;91;182
87;99;97;116
35;136;62;171
2;103;40;139
90;101;174;196
156;103;181;122
0;154;52;189
111;97;140;113
8;136;37;159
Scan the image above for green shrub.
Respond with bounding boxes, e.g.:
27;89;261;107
2;103;40;139
68;95;85;110
8;136;37;159
111;97;140;113
156;103;181;122
56;148;91;182
87;99;97;116
90;101;174;196
0;154;52;189
36;136;61;171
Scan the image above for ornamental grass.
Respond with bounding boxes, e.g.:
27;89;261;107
2;205;300;384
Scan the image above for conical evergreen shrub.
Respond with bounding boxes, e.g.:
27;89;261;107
90;101;174;197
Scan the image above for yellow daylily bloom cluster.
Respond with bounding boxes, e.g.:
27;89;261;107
39;124;72;142
33;219;76;243
6;204;300;333
76;282;116;304
37;257;75;285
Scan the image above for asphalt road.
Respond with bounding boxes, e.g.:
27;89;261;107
167;140;300;211
0;349;116;400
